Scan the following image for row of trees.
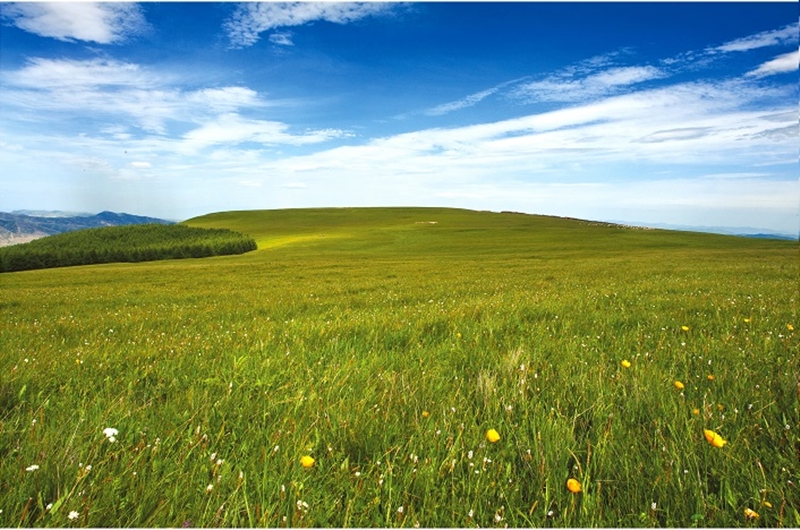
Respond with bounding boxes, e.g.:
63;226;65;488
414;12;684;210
0;224;257;272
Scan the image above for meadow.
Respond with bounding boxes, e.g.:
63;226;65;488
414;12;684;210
0;207;797;527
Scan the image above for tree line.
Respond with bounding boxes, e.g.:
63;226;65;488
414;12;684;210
0;224;257;272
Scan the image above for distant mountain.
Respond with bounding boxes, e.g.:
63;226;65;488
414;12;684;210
602;219;797;241
0;211;174;247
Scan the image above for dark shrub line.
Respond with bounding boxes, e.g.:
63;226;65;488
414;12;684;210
0;224;257;272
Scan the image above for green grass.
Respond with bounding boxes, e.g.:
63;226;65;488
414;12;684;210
1;207;797;527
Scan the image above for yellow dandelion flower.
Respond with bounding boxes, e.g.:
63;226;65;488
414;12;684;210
692;408;700;415
681;325;690;331
566;478;582;493
620;359;631;368
707;374;715;381
486;428;501;443
744;508;759;519
787;324;794;331
674;381;685;390
422;410;430;418
300;455;315;468
703;429;727;448
743;318;751;323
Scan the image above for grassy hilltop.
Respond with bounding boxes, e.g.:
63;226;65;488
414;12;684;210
1;207;797;527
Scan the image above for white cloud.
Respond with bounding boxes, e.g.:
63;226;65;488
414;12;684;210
424;78;528;116
250;77;796;189
425;87;503;116
186;87;264;112
714;22;799;53
515;65;667;103
181;113;350;151
269;32;294;46
225;2;397;48
2;59;268;133
746;50;799;77
0;2;148;44
9;58;155;89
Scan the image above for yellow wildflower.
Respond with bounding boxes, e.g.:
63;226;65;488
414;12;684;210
300;455;315;468
744;508;759;519
674;380;685;390
422;410;430;418
743;318;751;323
787;324;794;331
692;408;700;415
707;374;715;381
681;325;690;331
703;429;727;448
620;359;631;368
762;501;772;508
566;478;582;493
486;428;501;443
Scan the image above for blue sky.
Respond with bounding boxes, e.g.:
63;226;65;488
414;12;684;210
1;2;797;234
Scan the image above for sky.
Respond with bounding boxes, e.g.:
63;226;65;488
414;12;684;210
0;2;798;235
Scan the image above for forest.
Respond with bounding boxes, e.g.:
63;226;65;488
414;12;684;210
0;223;257;272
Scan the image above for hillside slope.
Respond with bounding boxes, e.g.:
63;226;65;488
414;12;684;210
184;207;796;258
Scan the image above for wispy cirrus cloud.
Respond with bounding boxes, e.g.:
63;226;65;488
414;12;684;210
423;78;528;116
224;2;398;48
713;22;798;53
746;49;799;77
8;57;157;89
3;56;352;152
269;32;294;46
181;113;351;152
0;2;148;44
513;65;667;103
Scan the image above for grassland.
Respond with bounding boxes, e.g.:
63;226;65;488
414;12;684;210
0;207;797;527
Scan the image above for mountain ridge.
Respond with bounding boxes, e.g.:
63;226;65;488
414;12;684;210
0;210;174;247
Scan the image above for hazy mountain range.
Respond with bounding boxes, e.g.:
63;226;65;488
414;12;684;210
602;219;797;241
0;211;173;247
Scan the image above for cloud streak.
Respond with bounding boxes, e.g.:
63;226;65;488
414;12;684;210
181;113;351;152
713;22;799;53
513;65;667;103
746;50;799;77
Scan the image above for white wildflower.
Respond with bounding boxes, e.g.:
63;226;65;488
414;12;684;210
67;511;80;520
103;427;118;442
25;464;39;472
